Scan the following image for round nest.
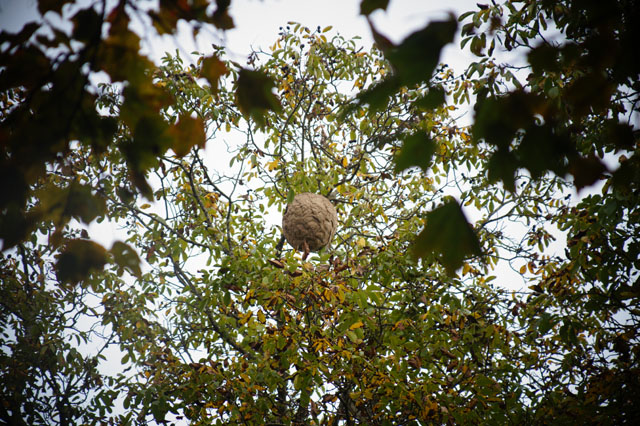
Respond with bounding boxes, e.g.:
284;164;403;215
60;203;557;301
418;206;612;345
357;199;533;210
282;192;337;252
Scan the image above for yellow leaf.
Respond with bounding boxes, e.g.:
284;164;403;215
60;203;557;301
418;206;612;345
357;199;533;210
519;265;527;274
342;157;348;167
257;310;266;324
240;312;253;326
267;159;279;171
322;25;333;33
349;321;364;330
356;237;366;248
462;263;471;276
140;203;151;209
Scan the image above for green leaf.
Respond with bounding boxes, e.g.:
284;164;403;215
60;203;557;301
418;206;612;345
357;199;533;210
413;200;482;274
413;86;446;110
360;0;390;15
537;313;555;335
394;132;436;173
236;68;282;127
111;241;142;277
56;239;108;284
355;78;400;111
287;189;295;204
385;18;457;86
358;18;456;109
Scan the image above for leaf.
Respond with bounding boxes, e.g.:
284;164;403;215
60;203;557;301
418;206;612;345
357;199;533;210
200;55;228;91
350;321;364;330
34;182;106;226
38;0;73;15
360;0;390;15
96;12;154;84
413;86;446;110
413;200;482;274
236;68;282;127
111;241;142;277
356;78;400;111
568;154;607;191
212;0;234;30
0;205;32;251
358;18;456;109
385;17;457;87
537;313;555;335
394;132;436;173
169;114;207;157
56;239;108;284
71;7;101;43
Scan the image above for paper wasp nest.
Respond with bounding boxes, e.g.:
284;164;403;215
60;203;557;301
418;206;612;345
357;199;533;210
282;193;337;252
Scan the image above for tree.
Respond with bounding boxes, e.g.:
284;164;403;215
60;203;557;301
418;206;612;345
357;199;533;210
1;0;639;424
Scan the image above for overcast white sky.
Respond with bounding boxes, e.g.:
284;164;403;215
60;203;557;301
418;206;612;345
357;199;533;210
0;0;478;67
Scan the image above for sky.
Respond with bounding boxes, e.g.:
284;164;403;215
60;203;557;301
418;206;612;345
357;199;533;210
0;0;478;65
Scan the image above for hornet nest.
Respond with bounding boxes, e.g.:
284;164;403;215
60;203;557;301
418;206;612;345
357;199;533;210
282;192;337;253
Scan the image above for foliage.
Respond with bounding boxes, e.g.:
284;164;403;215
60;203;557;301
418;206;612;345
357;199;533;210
447;0;640;421
1;0;639;424
0;0;271;250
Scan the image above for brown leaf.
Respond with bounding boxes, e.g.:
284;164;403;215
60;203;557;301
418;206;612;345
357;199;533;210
169;114;206;157
268;259;284;268
200;55;228;91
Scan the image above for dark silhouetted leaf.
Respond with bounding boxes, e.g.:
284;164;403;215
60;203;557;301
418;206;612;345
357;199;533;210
236;68;281;127
487;149;518;191
394;132;436;173
605;121;635;149
212;0;234;30
56;239;108;284
169;114;207;157
71;7;101;43
358;18;456;109
413;86;446;110
96;11;153;85
130;170;154;200
360;0;389;15
0;165;28;209
38;0;72;15
111;241;142;277
569;155;607;190
356;78;400;111
0;205;32;250
516;124;573;178
528;44;561;74
0;22;40;48
386;18;457;86
413;200;482;274
565;72;615;118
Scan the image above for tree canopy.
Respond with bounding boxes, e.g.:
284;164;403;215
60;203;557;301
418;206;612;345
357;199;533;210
1;0;639;424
